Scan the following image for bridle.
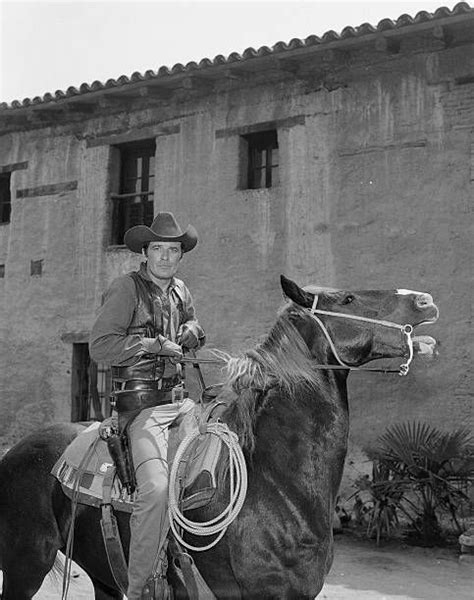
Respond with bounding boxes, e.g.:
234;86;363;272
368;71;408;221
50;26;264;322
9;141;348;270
307;294;414;376
179;297;416;377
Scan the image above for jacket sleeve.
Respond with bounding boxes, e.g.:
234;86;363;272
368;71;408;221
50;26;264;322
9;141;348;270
178;283;206;347
89;275;163;366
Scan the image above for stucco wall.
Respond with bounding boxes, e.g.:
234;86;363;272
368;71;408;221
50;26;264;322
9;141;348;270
0;32;472;449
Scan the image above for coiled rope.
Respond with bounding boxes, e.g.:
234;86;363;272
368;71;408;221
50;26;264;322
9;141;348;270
168;422;248;552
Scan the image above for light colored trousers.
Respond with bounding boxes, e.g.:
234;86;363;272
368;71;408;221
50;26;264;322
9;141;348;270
126;397;196;600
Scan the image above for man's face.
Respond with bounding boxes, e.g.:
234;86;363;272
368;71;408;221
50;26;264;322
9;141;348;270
144;241;182;282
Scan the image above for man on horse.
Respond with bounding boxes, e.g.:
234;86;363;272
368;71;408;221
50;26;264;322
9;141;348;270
89;211;205;599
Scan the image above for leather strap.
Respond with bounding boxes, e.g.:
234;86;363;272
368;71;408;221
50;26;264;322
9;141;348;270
168;537;199;600
114;389;174;413
100;466;129;595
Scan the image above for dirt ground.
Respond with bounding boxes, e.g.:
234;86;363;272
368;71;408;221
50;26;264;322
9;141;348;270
14;532;470;599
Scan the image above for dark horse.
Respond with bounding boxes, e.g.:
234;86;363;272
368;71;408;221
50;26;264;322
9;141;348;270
0;276;438;599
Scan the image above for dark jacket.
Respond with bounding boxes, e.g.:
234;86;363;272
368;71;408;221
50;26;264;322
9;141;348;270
89;263;204;378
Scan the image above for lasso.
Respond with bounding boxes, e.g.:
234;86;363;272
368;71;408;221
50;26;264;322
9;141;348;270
168;421;248;552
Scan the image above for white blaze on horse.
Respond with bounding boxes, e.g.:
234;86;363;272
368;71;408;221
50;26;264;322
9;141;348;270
0;276;438;600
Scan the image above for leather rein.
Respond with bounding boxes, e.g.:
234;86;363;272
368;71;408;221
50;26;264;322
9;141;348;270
180;297;415;377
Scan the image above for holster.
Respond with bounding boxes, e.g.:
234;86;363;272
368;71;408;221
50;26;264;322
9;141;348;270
106;432;136;496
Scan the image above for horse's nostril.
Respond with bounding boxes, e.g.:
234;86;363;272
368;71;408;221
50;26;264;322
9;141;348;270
415;293;433;309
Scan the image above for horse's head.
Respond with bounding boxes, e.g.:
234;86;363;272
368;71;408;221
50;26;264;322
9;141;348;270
280;275;439;370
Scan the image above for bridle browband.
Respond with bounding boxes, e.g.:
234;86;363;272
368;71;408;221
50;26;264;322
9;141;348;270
307;294;414;376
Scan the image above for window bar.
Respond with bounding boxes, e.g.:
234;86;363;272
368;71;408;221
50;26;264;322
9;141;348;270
110;190;154;199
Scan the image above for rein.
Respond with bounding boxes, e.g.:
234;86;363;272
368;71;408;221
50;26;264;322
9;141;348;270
179;356;403;374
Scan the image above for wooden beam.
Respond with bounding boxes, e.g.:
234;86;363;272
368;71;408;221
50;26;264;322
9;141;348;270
0;161;28;174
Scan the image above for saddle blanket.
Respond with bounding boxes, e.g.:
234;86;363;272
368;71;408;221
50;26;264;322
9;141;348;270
52;416;229;514
51;422;135;513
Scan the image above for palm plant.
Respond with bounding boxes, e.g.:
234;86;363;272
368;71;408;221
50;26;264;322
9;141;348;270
353;461;404;545
366;422;474;545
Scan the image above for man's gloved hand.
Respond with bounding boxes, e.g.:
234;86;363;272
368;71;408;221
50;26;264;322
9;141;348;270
177;323;205;350
150;335;183;360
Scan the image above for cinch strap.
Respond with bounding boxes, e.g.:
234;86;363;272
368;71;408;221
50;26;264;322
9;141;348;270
100;466;129;595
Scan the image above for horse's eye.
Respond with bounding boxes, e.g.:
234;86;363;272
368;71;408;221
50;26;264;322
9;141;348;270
342;295;355;305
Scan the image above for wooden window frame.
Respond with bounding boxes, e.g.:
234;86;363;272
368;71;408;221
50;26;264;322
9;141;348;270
243;130;279;190
111;140;156;245
0;172;11;224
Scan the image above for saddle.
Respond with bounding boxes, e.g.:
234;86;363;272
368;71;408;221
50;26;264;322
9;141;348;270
52;385;231;514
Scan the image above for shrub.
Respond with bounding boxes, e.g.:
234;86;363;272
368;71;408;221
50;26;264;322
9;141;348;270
353;461;404;544
355;422;473;546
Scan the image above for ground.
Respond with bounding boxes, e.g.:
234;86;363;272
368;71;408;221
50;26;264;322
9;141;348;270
9;532;470;599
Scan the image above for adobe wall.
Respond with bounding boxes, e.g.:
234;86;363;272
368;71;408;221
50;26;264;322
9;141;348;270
0;32;472;451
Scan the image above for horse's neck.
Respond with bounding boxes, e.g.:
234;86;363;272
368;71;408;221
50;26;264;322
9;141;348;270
254;378;349;473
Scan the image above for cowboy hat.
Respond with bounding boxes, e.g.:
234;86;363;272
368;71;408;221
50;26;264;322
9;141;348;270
124;212;198;253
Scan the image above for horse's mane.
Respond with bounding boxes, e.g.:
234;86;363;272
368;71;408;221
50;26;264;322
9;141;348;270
219;302;325;453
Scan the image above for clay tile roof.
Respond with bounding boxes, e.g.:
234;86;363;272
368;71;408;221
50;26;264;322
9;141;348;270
1;1;473;112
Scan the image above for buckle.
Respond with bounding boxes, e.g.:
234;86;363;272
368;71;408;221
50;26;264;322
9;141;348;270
171;384;188;404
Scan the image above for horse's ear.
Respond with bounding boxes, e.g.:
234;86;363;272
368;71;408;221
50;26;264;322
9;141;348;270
280;275;314;308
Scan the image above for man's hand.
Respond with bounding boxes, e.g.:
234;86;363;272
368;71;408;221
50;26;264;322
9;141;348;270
177;323;205;350
150;335;183;359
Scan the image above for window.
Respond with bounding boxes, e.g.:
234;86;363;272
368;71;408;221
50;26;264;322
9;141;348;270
0;265;4;278
243;130;279;189
71;343;111;422
111;140;156;245
0;173;11;224
30;259;43;276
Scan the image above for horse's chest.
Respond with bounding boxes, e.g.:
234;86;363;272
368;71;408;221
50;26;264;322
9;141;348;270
229;505;331;598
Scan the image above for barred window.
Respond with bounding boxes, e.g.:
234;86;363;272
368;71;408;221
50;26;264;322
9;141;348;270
111;140;156;245
0;173;11;224
242;130;279;189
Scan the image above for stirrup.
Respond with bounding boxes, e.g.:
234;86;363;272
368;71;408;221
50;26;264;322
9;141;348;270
141;545;171;600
